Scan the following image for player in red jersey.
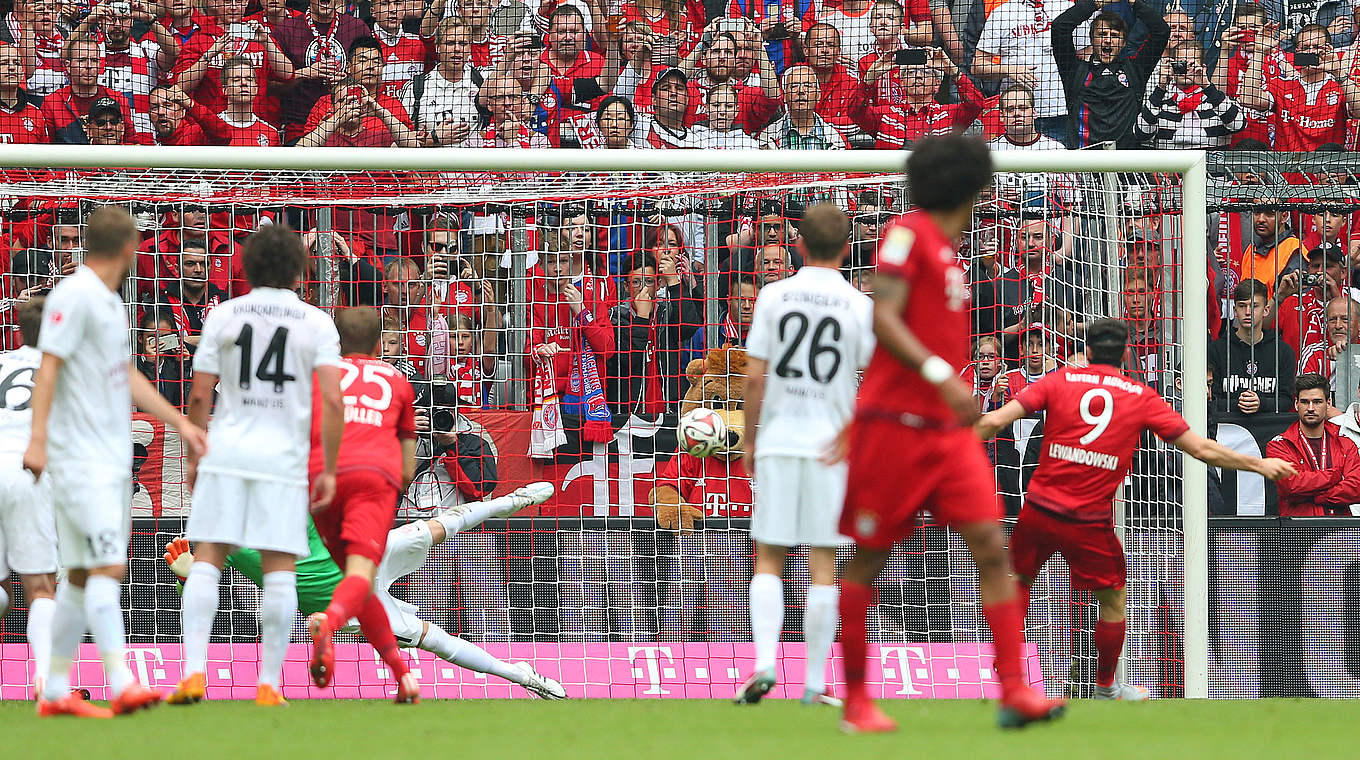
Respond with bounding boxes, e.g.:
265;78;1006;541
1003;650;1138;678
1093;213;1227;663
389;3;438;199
835;135;1063;732
976;318;1296;700
305;307;421;704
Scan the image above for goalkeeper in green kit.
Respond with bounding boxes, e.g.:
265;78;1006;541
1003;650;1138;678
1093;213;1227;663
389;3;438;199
164;482;566;699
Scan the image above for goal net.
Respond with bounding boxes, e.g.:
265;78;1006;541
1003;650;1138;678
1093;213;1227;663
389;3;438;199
0;148;1207;701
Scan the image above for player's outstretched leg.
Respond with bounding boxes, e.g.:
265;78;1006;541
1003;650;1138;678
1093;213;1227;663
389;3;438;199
956;522;1065;729
414;620;566;698
352;595;417;704
838;547;897;733
1091;587;1148;701
434;482;554;536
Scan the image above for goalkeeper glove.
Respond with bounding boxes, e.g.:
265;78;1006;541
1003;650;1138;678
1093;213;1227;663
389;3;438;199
164;537;195;581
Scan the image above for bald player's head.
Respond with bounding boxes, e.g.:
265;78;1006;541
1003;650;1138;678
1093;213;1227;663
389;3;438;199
797;203;851;265
335;307;382;356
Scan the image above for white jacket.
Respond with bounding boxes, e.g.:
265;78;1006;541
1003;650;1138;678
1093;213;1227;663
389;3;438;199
1326;404;1360;516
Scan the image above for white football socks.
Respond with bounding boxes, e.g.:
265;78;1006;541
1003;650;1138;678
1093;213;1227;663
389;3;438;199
180;562;221;676
0;585;8;617
258;571;296;689
749;573;784;674
803;584;839;694
27;596;54;691
43;582;85;701
85;575;134;696
418;622;522;684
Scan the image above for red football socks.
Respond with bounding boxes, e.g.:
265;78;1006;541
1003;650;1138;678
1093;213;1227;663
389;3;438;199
1094;619;1126;688
324;575;372;630
839;581;873;694
357;595;408;679
982;598;1025;693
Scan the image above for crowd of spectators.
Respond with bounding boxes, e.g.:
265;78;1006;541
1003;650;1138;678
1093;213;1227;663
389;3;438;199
0;0;1356;150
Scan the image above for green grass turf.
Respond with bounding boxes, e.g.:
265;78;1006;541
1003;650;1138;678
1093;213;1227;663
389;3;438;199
0;698;1345;760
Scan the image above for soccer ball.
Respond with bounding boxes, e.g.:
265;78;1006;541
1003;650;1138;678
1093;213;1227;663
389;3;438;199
678;407;728;458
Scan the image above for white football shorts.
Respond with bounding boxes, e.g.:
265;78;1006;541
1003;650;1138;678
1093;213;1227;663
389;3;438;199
752;455;851;548
0;469;57;576
49;467;130;569
187;471;309;557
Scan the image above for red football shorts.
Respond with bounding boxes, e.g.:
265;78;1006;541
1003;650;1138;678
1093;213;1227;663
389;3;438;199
312;468;401;566
840;418;1002;550
1009;503;1126;591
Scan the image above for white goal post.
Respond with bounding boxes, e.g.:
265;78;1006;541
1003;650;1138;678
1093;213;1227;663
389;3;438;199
0;146;1210;699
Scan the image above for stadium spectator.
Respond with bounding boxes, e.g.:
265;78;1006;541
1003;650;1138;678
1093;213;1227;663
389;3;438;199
757;243;792;284
850;48;986;149
85;95;153;144
1165;7;1195;50
1209;279;1297;416
171;0;294;130
449;311;495;408
1123;267;1162;382
1301;205;1360;256
462;73;551;147
1272;243;1343;372
161;0;210;47
273;0;370;141
42;36;123;143
971;0;1073;145
1053;0;1170;148
726;0;816;76
986;85;1065;151
529;245;616;444
639;67;700;147
829;0;931;64
759;64;849;149
591;94;641;148
135;309;192;410
998;216;1084;334
1135;41;1246;148
1237;23;1360;151
148;84;206;144
1327;295;1360;404
716;272;760;347
696;83;761;148
398;18;478;146
1;0;68;96
0;42;48;143
381;256;436;372
677;27;779;132
297;38;419;147
1236;203;1303;298
244;0;301;36
1211;2;1275;146
617;0;705;57
369;0;429;97
607;250;700;416
68;0;176;137
801;23;859;136
158;237;226;349
1267;372;1360;516
301;228;381;306
539;2;610;146
179;56;282;145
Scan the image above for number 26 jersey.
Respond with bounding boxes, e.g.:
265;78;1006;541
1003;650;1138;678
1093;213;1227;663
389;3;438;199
1015;363;1189;522
193;287;342;485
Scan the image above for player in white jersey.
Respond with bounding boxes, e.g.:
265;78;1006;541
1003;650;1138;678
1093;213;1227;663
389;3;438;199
0;298;56;699
734;203;875;706
25;206;208;718
170;224;344;707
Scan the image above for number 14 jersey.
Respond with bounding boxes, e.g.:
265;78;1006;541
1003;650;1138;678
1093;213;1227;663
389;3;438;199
746;266;874;459
1015;363;1189;522
193;287;342;485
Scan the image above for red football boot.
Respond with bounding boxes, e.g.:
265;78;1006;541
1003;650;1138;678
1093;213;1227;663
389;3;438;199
307;612;335;689
839;692;898;734
111;683;163;716
997;685;1066;729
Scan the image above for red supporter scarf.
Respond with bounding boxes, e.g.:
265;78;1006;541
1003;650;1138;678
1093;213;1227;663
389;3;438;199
1176;86;1206;114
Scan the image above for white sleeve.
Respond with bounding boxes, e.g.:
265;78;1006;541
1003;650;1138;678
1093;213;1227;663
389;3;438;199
855;293;875;369
745;290;773;361
311;312;342;370
191;306;225;376
975;8;1008;56
36;283;85;361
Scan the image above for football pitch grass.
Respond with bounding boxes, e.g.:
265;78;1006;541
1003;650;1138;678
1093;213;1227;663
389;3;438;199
0;698;1345;760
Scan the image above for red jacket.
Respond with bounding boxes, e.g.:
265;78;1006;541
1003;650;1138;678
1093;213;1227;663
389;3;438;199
1265;421;1360;516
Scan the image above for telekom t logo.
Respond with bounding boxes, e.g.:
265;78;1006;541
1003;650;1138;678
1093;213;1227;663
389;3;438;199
877;646;927;696
627;646;676;695
125;648;166;687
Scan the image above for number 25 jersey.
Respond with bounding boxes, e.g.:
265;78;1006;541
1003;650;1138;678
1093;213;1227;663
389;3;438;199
1015;363;1189;522
193;287;342;485
857;210;971;425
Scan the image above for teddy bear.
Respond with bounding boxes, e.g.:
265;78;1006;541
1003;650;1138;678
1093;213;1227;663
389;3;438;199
651;346;754;531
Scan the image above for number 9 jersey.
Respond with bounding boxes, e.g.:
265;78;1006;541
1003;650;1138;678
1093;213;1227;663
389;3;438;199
1015;363;1189;522
192;287;343;485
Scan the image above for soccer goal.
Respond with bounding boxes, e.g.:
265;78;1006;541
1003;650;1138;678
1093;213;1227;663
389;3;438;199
0;146;1209;701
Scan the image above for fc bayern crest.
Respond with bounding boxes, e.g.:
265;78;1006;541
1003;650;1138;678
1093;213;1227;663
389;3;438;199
542;92;557;110
256;133;270;146
22;117;32;131
1117;71;1129;87
1246;361;1259;376
1328;91;1340;106
415;333;427;347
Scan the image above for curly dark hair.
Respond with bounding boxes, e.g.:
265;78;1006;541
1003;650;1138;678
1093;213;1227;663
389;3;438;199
243;224;306;290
